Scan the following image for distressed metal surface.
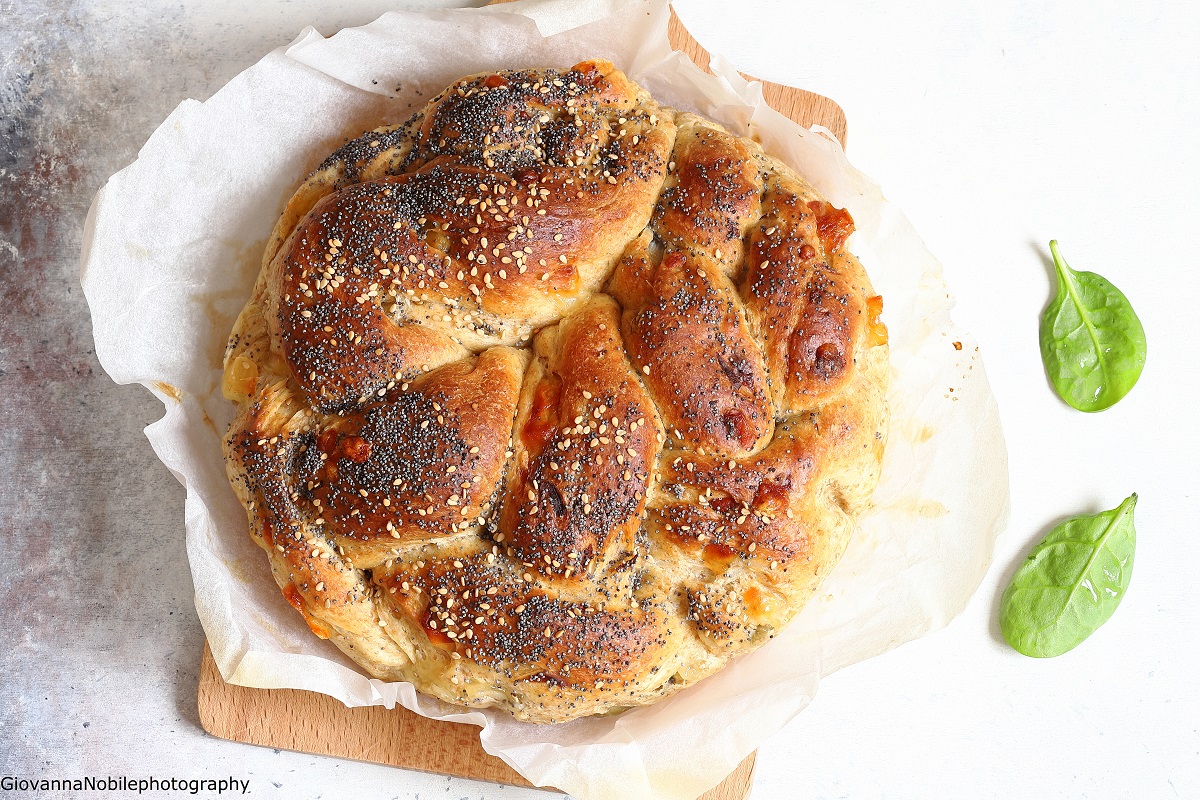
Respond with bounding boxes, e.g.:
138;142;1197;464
0;2;546;797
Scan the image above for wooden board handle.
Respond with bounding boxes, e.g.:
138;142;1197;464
199;645;757;798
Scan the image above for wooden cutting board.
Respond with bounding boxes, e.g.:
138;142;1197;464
197;6;846;799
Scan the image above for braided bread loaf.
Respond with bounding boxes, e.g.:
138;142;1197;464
221;60;889;723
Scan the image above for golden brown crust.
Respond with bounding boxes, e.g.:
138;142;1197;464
652;116;763;270
610;242;773;458
222;60;888;723
306;347;526;569
265;61;675;412
499;295;662;586
373;550;675;691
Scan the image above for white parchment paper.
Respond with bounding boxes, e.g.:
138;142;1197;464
80;1;1010;797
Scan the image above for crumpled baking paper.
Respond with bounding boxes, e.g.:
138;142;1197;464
80;1;1010;798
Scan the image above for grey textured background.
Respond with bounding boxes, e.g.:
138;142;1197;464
0;2;548;797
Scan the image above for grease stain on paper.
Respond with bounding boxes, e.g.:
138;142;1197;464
152;381;182;402
887;497;950;518
193;237;266;370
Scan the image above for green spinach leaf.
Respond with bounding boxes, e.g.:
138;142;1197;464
1040;240;1146;411
1000;494;1137;658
